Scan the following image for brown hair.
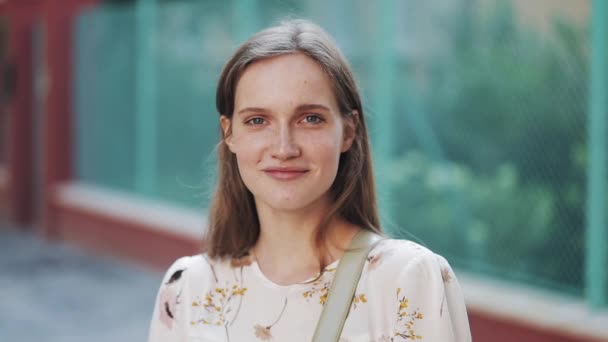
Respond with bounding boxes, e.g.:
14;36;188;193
205;19;381;265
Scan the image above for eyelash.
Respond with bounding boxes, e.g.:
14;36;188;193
246;117;266;125
302;114;325;124
244;114;325;126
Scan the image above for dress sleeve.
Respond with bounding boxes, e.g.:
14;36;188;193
148;256;191;342
391;253;471;342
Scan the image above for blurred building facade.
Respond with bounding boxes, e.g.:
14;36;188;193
0;0;606;341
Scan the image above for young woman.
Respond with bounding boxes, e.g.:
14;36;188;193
148;19;471;342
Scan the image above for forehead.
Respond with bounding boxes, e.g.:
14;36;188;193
234;53;338;111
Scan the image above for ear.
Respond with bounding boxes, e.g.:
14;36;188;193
220;115;235;152
341;110;358;153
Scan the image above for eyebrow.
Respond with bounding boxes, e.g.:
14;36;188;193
236;103;331;115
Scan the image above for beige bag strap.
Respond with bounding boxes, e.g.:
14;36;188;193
312;229;384;342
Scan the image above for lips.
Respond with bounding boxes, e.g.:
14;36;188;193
262;167;309;181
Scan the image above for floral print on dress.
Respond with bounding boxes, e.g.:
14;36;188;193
254;324;273;340
366;240;408;272
393;287;423;340
157;268;185;330
190;258;248;331
301;268;335;305
440;263;453;317
367;252;384;271
302;280;330;305
253;296;288;341
158;285;178;329
351;293;368;310
441;266;453;283
149;241;471;342
301;270;369;314
191;283;247;326
366;245;392;271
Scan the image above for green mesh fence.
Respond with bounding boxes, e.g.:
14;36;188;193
74;0;606;304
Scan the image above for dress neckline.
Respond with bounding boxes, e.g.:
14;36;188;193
249;258;340;290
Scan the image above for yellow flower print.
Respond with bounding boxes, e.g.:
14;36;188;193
232;287;247;296
352;293;368;310
303;278;368;311
394;288;423;340
302;281;331;305
320;292;328;305
190;284;247;326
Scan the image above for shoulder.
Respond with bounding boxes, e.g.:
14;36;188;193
150;254;243;339
365;239;455;284
367;239;440;271
361;239;472;340
159;253;232;288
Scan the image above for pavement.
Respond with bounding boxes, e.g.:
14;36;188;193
0;225;163;342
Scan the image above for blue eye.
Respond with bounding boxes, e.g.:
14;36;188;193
246;117;266;125
303;115;324;124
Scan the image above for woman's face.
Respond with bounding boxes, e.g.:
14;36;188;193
221;53;355;213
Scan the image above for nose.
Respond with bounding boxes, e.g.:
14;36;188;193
270;124;301;160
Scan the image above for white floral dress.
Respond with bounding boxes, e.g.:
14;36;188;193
148;239;472;342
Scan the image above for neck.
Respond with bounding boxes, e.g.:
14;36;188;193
252;197;359;285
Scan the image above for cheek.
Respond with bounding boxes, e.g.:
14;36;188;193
231;132;266;162
302;131;343;166
232;140;263;187
230;133;270;189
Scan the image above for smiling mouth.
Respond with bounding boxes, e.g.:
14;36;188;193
263;170;309;181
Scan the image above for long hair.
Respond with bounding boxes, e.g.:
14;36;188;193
205;19;381;265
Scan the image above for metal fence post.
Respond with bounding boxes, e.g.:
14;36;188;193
371;0;396;231
586;0;608;309
135;0;158;196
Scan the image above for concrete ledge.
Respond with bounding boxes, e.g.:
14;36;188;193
52;182;204;268
55;182;205;239
460;271;608;342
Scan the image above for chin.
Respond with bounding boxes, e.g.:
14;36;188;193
257;193;326;212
